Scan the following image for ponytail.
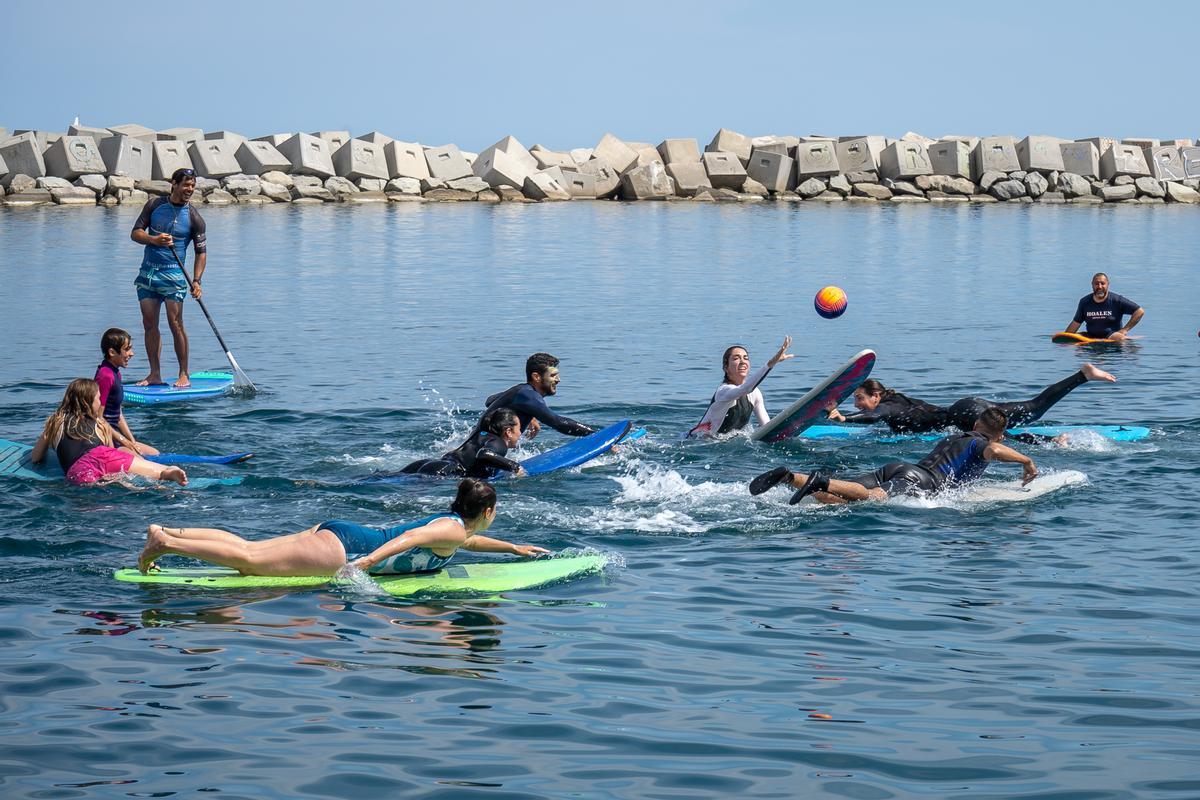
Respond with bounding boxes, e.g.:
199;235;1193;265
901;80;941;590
451;478;497;523
481;407;519;437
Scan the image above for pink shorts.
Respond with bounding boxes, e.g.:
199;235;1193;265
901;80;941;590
66;446;135;485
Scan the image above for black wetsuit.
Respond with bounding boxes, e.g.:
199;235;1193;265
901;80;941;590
839;371;1089;435
844;432;991;496
400;431;521;479
475;383;593;437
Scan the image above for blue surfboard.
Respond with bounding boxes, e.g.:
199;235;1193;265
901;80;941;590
146;452;254;465
0;439;246;486
799;424;1150;442
124;371;235;405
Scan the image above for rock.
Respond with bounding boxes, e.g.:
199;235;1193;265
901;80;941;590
1057;172;1092;198
6;174;36;193
927;140;971;178
665;162;711;197
235;140;291;175
290;183;334;201
75;174;107;194
45;136;107;179
989;179;1027;200
324;176;358;196
1024;172;1048;198
1113;175;1135;186
705;128;752;165
741;177;768;197
290;197;324;205
845;171;878;184
223;176;262;196
195;177;221;195
853;183;893;200
423;188;476;202
135;179;171;196
969;194;999;203
106;175;135;193
797;177;827;198
386;177;421;195
702;151;747;190
814;191;844;201
50;186;96;205
746;150;793;193
883;179;923;197
1185;178;1200;190
890;195;929;203
189;139;241;178
236;194;272;205
386;193;426;203
447;176;490;193
618;162;673;200
291;174;323;188
36;176;74;190
1100;184;1137;201
926;175;975;196
1008;170;1027;181
342;190;387;204
1035;192;1066;203
879;140;933;180
419;177;448;192
1134;177;1165;198
691;190;715;202
1165;182;1200;203
278;133;335;178
495;186;528;202
4;189;52;206
385;141;431;181
978;170;1005;190
259;181;291;202
475;189;501;203
260;170;293;188
1016;135;1066;174
1137;197;1165;204
206;189;234;205
1100;144;1150;180
827;174;852;195
119;189;149;205
98;194;118;207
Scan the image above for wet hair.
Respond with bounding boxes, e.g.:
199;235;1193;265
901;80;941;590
977;407;1009;438
857;378;898;402
721;344;748;382
525;352;559;382
451;478;497;522
101;327;131;358
40;378;113;448
481;407;520;436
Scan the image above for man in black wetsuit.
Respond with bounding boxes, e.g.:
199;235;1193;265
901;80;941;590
1064;272;1144;341
475;353;595;440
751;408;1038;505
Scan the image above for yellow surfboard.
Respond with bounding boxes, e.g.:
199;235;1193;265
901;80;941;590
1051;331;1118;345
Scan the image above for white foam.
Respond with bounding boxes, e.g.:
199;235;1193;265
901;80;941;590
887;469;1088;509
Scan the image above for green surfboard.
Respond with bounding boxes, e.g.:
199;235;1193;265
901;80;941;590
114;554;607;597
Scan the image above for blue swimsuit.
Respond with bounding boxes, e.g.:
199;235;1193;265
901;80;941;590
319;513;461;575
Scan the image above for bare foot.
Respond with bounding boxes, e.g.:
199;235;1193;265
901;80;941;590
139;524;171;572
1081;363;1117;383
162;467;188;486
173;375;191;389
135;374;164;387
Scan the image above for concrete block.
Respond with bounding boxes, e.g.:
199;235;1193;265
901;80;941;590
333;140;388;180
657;138;701;164
705;128;752;165
472;147;531;189
746;150;793;193
11;131;56;152
794;140;840;178
593;133;638;173
835;138;878;174
879;140;933;180
1016;136;1066;173
901;131;936;146
311;130;351;152
44;136;107;179
666;161;711;197
98;135;152;180
1;133;47;183
477;136;538;174
750;138;789;158
68;124;112;145
356;131;393;145
971;136;1020;177
559;169;597;198
37;176;73;189
632;145;663;170
158;127;203;144
1145;146;1185;180
703;151;748;189
1077;137;1116;158
278;133;335;178
1182;147;1200;179
151;140;194;181
579;157;621;198
462;151;478;166
107;123;156;142
532;149;575;170
384;141;430;181
838;135;887;164
188;139;241;178
619;162;674;200
205;130;247;149
235;140;291;175
1122;138;1158;149
0;152;6;180
1162;139;1193;148
1099;144;1150;180
524;170;572;201
255;133;293;147
938;135;980;150
424;144;472;181
1059;142;1099;178
570;148;593;165
927;140;971;178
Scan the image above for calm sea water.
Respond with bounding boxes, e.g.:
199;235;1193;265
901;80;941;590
1;201;1198;799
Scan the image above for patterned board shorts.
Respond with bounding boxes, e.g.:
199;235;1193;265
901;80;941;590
135;267;188;303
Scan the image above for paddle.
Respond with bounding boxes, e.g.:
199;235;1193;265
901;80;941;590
165;243;256;391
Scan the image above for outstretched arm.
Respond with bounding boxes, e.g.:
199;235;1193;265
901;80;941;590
347;519;460;572
462;535;549;557
984;441;1038;485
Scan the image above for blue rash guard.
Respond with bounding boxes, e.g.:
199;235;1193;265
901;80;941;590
132;196;207;302
845;431;992;496
474;383;594;437
1073;291;1139;338
319;514;461;575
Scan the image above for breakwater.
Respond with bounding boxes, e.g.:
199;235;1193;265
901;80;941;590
2;124;1198;207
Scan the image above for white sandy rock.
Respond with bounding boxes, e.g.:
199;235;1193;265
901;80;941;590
74;174;108;194
386;177;421;195
1134;177;1165;198
1165;182;1200;203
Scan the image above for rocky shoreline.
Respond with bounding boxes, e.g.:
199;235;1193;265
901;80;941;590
2;125;1198;208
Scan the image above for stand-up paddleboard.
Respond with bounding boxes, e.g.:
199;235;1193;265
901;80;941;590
114;554;607;597
752;350;876;444
146;452;254;465
1051;331;1121;345
0;439;245;486
798;424;1150;442
124;371;235;405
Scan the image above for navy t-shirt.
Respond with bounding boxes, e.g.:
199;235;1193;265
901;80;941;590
1073;292;1139;338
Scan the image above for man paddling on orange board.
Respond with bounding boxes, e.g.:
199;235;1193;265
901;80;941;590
1064;273;1144;342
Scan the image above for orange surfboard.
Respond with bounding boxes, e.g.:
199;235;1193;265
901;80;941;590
1051;331;1118;345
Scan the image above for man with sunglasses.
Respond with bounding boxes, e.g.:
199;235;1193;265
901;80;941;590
129;167;207;387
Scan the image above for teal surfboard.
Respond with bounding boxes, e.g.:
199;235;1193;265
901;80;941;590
124;371;234;405
114;554;607;597
799;424;1151;442
0;439;243;487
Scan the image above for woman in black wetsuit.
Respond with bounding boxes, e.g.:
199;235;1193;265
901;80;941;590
400;408;526;478
826;363;1116;434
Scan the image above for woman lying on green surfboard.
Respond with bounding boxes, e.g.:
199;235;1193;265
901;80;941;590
138;478;548;576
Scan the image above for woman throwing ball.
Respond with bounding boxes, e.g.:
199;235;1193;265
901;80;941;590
689;336;795;437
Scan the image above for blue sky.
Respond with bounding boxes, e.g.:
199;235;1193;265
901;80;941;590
5;0;1197;151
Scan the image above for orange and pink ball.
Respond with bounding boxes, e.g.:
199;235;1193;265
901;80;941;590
814;286;848;319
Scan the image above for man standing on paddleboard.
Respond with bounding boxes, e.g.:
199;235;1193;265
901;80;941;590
130;168;207;388
1064;273;1144;341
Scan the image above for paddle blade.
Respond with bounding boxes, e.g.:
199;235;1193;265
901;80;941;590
225;352;257;393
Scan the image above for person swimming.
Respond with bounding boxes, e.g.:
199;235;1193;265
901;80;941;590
689;336;795;437
137;478;549;575
476;353;594;440
398;408;526;479
750;408;1037;505
824;364;1116;434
